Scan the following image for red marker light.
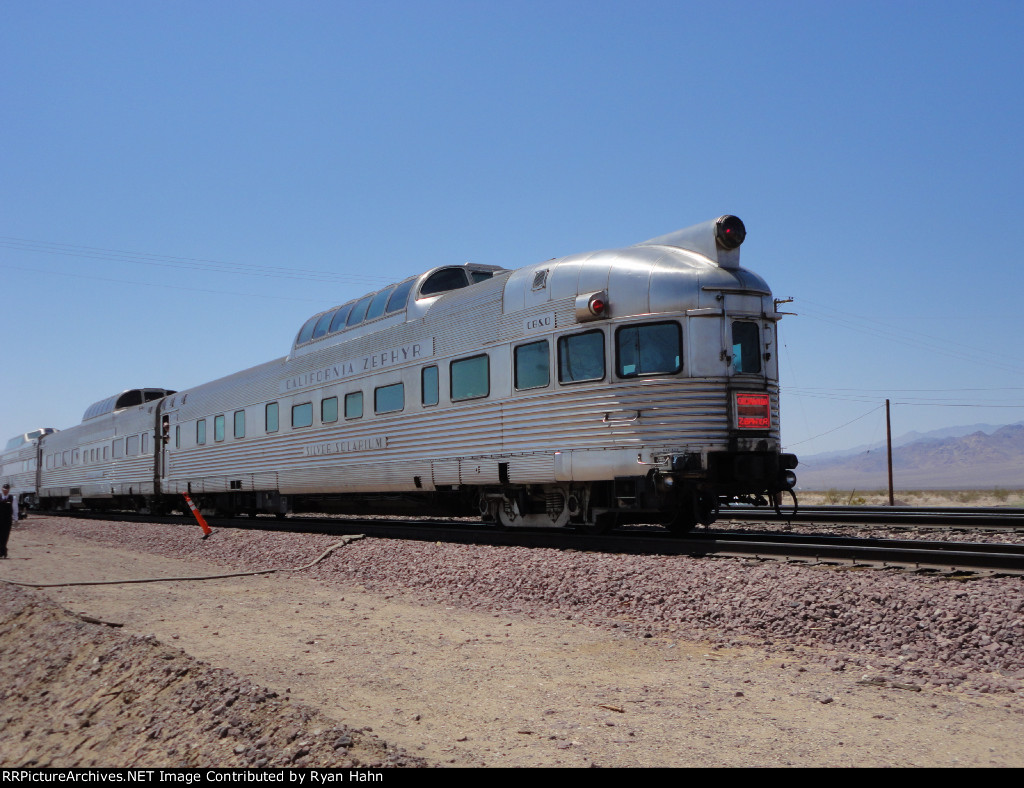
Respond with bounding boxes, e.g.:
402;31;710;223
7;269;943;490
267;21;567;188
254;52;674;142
589;297;605;315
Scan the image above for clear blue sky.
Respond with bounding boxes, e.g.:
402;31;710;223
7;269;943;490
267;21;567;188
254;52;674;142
2;0;1022;459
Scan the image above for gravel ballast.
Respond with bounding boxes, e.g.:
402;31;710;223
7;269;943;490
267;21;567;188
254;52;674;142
23;516;1024;696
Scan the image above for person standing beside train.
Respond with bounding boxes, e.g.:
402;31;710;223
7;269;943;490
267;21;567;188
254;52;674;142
0;483;17;558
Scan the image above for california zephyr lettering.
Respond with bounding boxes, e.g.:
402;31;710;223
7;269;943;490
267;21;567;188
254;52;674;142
279;342;431;394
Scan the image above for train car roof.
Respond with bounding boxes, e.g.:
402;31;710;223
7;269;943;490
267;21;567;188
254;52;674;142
287;216;771;360
82;388;177;422
4;428;57;452
290;262;509;357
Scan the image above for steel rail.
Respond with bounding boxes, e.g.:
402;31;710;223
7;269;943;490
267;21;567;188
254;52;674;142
29;512;1024;576
721;505;1024;528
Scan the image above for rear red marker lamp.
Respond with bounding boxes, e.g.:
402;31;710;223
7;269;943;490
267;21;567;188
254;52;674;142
575;290;610;322
735;391;771;430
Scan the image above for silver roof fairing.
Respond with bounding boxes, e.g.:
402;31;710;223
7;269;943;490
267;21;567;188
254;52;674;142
502;217;772;319
82;389;176;422
4;428;57;452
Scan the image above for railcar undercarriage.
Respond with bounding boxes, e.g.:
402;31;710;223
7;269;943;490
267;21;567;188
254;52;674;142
36;453;797;534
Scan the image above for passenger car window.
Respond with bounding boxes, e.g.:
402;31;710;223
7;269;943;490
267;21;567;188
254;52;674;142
386;279;416;313
292;403;313;428
214;415;226;442
297;316;319;345
322;396;339;423
328;303;353;333
347;295;373;326
731;321;761;374
266;402;279;433
365;286;395;322
126;435;139;456
196;420;206;445
374;383;404;414
234;410;245;438
311;311;334;340
616;322;682;377
422;365;439;406
345;391;363;419
451;354;489;401
558;331;605;383
515;340;549;390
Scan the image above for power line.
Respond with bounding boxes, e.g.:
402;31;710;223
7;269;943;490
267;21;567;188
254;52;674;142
796;298;1024;373
0;236;398;287
784;404;885;448
0;262;326;304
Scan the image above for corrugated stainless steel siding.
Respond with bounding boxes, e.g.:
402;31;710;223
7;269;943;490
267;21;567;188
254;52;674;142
163;378;778;494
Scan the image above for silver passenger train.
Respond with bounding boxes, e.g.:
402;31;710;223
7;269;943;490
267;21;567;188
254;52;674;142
1;216;797;532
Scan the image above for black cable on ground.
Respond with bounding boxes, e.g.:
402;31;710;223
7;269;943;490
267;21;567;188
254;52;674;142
0;535;364;589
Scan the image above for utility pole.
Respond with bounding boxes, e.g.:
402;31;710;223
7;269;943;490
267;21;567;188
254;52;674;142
886;399;894;506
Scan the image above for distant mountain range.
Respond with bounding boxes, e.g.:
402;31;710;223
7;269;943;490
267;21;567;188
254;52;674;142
795;421;1024;490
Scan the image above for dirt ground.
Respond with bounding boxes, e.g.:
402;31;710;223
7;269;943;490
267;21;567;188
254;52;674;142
3;525;1023;768
799;489;1024;507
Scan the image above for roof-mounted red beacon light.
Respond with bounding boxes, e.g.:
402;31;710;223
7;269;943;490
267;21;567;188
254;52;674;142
575;290;609;322
715;215;746;250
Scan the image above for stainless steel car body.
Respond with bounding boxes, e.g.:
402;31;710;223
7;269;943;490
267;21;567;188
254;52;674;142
33;217;796;529
1;428;56;504
38;390;172;507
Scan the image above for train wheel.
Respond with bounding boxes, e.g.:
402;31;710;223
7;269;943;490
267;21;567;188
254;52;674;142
577;512;616;535
662;509;696;535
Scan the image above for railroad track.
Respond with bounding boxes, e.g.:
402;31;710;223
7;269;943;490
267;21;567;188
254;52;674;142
30;510;1024;577
722;504;1024;529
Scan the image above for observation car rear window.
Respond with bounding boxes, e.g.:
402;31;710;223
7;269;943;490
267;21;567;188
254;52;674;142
451;354;490;401
515;340;549;390
375;383;404;414
616;322;682;378
558;330;605;384
731;321;761;374
420;268;468;297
